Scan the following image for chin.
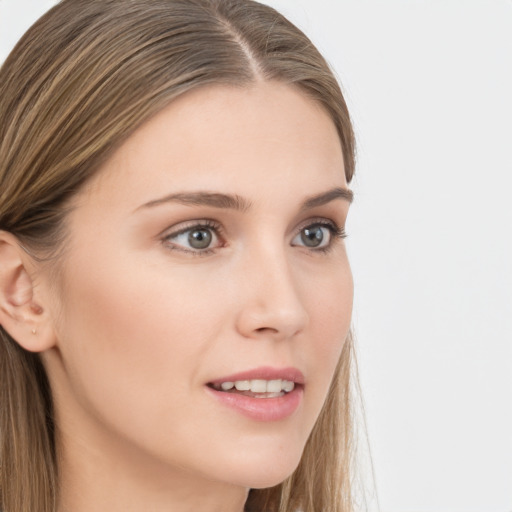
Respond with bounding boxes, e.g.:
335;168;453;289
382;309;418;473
246;472;295;490
219;447;304;490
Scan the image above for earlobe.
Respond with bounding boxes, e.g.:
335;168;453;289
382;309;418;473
0;231;56;352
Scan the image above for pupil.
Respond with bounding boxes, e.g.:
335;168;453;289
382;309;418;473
301;227;324;247
188;229;212;249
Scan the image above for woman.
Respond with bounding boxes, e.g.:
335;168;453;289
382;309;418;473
0;1;357;511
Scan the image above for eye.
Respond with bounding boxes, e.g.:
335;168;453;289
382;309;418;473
162;221;223;254
292;221;345;251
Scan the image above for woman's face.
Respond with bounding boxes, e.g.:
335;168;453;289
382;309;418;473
43;82;353;491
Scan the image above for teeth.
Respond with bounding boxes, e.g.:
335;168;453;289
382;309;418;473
234;380;251;391
215;379;296;393
267;379;282;393
282;380;295;392
251;379;267;393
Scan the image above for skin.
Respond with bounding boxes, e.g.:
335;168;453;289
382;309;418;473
30;81;353;511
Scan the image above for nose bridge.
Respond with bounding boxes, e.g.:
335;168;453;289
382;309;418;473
235;239;309;340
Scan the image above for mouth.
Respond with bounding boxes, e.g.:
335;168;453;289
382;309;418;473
205;367;304;421
207;378;297;399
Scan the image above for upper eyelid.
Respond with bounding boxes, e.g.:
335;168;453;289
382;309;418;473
292;219;345;243
160;216;341;237
293;216;342;234
160;219;222;237
295;216;337;227
159;217;344;257
160;221;223;256
160;219;223;250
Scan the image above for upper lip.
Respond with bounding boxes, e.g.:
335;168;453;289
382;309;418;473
208;366;305;385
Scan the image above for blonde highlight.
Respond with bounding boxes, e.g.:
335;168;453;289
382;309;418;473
0;1;357;511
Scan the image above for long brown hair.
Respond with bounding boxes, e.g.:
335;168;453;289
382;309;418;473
0;1;356;511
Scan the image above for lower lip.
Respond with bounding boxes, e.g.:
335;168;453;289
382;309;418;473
205;386;303;422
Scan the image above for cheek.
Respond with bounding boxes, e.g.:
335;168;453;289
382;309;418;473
306;255;353;349
299;260;353;421
54;233;248;379
53;249;223;436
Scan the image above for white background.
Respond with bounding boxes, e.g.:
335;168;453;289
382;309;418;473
1;1;511;512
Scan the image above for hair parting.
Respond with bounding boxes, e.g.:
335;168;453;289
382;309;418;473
0;1;357;511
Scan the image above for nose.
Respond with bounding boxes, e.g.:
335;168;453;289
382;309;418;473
234;247;309;341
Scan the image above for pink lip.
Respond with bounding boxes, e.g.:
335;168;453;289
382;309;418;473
205;366;304;422
208;366;305;385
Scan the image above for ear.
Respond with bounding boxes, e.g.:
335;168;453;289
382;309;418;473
0;231;56;352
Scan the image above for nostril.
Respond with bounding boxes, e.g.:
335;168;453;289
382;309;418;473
255;326;279;334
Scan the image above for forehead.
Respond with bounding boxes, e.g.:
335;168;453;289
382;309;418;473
77;81;346;211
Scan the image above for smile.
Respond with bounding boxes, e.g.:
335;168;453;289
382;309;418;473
206;367;304;421
209;379;295;397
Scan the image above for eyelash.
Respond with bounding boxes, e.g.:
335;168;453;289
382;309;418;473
298;220;347;254
162;219;223;256
161;218;346;256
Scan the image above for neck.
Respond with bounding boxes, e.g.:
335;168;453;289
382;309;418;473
55;419;248;512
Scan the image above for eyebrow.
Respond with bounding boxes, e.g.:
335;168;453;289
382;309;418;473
136;186;353;212
299;187;353;211
137;191;251;212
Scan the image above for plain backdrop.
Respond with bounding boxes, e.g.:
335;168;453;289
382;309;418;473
1;1;511;512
